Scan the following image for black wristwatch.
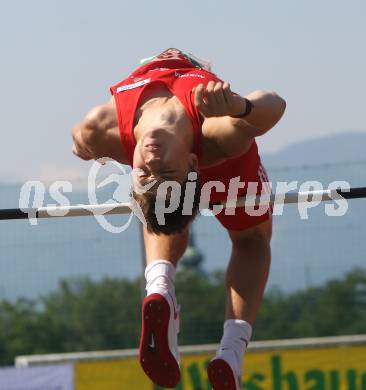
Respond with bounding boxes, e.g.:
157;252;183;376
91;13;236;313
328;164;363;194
234;98;253;118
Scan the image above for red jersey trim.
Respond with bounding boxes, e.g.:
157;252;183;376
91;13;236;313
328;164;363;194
110;63;219;165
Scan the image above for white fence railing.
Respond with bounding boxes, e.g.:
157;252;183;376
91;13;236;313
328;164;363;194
15;334;366;368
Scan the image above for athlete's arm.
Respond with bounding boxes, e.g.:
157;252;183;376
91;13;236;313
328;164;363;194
201;116;255;163
71;97;129;164
195;82;286;160
238;89;287;136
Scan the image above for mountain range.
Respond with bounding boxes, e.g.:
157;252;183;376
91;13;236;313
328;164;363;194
261;130;366;169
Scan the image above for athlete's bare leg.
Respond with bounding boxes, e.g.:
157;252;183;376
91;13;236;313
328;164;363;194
139;227;189;388
226;217;272;324
142;227;189;267
207;217;272;389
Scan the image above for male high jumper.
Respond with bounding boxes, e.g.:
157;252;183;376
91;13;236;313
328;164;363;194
72;48;286;389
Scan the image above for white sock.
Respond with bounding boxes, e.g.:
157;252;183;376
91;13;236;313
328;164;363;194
217;319;252;376
145;259;176;296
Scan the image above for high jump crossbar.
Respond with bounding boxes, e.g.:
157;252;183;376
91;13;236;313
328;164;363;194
0;187;365;221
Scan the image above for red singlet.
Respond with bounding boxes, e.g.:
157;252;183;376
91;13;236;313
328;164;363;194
110;49;271;231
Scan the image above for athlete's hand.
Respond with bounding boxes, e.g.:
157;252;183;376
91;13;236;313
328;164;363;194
193;81;247;118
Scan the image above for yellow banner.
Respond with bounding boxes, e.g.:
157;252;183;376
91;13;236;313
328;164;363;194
75;345;366;390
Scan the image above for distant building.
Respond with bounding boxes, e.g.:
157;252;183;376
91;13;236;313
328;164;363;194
180;230;204;274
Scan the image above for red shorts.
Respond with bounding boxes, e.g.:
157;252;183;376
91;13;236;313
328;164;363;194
200;145;272;231
213;163;272;231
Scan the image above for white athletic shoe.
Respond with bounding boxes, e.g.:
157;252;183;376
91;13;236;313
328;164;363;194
139;291;180;388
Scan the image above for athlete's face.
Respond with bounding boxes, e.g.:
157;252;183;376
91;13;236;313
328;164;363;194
132;129;198;187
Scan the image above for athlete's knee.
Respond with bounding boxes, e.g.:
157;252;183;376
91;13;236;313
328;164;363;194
229;217;272;250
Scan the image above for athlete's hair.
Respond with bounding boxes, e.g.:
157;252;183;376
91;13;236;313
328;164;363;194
131;171;201;235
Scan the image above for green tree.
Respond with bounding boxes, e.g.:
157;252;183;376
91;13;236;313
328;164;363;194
176;270;226;345
0;267;365;367
36;277;142;352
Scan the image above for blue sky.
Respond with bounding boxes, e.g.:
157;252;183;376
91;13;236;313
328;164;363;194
0;0;365;183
